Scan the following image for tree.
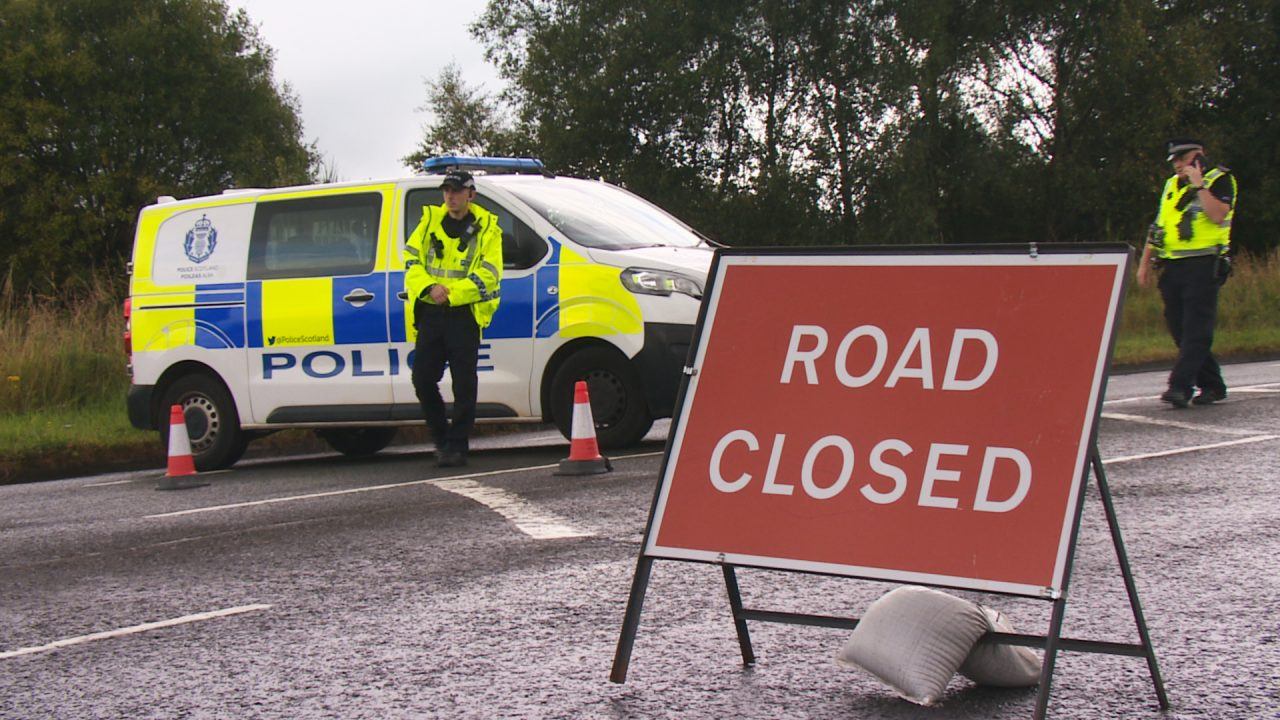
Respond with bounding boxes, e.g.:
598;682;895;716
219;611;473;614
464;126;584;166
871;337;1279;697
473;1;829;244
0;0;316;295
472;0;1278;254
401;62;532;171
1194;0;1280;255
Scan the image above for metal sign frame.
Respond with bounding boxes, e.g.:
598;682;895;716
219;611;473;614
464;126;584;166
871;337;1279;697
609;244;1167;719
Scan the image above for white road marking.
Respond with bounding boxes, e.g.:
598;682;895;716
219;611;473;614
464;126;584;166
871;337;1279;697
1102;395;1160;406
1102;381;1280;406
141;451;663;520
83;469;232;488
0;604;271;661
429;478;592;539
1100;412;1264;436
1103;435;1280;465
83;478;147;487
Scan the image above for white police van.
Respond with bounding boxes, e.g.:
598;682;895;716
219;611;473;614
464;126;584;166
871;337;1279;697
125;156;713;469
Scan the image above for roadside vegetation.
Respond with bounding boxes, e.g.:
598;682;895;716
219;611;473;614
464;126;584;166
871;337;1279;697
0;277;149;480
3;254;1277;481
1117;251;1280;362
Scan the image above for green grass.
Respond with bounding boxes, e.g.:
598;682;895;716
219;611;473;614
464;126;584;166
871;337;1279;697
1116;251;1280;364
0;401;151;455
2;255;1277;480
0;400;160;482
0;275;129;414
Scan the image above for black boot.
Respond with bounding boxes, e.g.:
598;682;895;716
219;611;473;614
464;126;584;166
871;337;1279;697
1160;387;1190;408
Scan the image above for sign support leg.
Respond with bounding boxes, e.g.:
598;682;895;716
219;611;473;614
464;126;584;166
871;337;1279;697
610;555;655;683
722;564;756;666
1090;447;1170;709
1032;597;1069;720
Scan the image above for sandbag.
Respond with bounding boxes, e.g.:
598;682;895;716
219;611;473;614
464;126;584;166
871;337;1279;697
959;606;1042;687
836;585;989;705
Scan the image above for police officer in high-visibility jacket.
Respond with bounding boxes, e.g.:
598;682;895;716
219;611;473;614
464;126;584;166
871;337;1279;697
1137;138;1236;408
405;170;503;466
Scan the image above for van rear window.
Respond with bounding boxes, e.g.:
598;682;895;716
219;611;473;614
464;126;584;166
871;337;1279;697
248;193;381;280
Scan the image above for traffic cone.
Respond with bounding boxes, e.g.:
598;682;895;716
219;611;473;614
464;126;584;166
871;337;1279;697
555;381;612;476
157;404;208;490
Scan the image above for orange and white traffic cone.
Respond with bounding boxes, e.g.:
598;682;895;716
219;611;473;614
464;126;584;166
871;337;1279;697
157;404;208;490
555;381;612;476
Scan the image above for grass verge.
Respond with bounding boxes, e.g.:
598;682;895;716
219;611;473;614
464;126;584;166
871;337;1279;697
0;403;161;482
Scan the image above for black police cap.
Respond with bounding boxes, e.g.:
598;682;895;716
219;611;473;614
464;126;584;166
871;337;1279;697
1165;138;1204;161
440;170;475;190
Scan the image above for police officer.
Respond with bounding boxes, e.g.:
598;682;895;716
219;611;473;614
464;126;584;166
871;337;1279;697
1136;138;1236;408
405;170;503;466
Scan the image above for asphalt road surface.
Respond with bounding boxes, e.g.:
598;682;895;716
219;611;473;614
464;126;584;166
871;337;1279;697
2;363;1278;719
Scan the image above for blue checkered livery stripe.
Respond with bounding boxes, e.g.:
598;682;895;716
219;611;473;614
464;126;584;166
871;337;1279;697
331;274;389;345
195;282;246;349
390;271;535;342
535;237;561;338
194;235;561;352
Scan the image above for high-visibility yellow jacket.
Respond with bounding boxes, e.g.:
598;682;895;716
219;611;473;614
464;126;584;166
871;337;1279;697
1155;168;1236;259
404;202;503;334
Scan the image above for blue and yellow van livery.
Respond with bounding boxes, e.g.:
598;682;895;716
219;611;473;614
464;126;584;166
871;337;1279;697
126;157;711;469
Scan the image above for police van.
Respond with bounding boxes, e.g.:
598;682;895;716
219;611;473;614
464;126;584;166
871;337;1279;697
125;156;712;469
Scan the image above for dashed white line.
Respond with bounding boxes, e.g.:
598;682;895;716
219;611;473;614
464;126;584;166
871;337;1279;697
84;469;232;488
1102;395;1160;406
1103;381;1280;406
1103;435;1280;465
140;451;663;520
83;478;147;487
1100;412;1265;436
429;478;592;539
0;604;272;661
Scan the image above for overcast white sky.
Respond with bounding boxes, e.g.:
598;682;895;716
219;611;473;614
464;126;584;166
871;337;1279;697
227;0;506;181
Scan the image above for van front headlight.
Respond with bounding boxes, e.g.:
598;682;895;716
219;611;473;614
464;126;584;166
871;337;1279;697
620;267;703;299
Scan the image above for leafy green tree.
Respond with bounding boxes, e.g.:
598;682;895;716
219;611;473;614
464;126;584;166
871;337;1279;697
472;0;1278;254
474;1;828;245
0;0;316;294
1193;0;1280;255
401;62;533;171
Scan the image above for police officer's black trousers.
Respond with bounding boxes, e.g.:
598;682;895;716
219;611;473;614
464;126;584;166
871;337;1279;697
1158;255;1225;394
412;303;480;452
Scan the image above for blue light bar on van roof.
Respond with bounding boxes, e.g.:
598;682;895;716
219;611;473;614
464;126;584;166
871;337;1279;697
422;155;549;176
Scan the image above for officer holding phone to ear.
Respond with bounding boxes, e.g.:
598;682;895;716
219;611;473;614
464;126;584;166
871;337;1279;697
1137;138;1237;408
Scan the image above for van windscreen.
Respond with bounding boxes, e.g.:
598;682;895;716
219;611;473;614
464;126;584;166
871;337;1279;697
501;180;704;251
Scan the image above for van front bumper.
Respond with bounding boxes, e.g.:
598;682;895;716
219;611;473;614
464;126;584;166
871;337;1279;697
633;322;694;419
127;384;156;430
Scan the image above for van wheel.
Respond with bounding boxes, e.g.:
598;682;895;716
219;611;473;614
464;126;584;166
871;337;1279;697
159;374;246;471
551;347;653;449
316;427;398;457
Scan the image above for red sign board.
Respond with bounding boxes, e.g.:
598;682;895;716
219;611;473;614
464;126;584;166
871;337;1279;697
645;251;1128;598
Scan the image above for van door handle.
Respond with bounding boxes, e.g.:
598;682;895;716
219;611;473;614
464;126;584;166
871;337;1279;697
343;289;375;307
396;291;408;301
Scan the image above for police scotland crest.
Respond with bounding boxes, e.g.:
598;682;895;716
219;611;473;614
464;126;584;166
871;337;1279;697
184;214;218;264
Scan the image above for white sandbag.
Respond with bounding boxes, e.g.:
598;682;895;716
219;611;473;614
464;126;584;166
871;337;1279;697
959;606;1042;687
836;585;989;705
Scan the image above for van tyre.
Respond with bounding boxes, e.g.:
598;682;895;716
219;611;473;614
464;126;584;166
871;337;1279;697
551;347;653;449
159;374;247;471
317;427;398;457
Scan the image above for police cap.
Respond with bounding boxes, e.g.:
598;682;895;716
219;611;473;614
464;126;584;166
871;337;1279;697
440;170;476;191
1165;138;1204;162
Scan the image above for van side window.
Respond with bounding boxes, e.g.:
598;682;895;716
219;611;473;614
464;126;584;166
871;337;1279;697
405;189;548;271
248;193;381;280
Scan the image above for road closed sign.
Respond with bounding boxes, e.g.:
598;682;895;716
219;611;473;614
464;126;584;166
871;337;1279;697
645;247;1130;598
